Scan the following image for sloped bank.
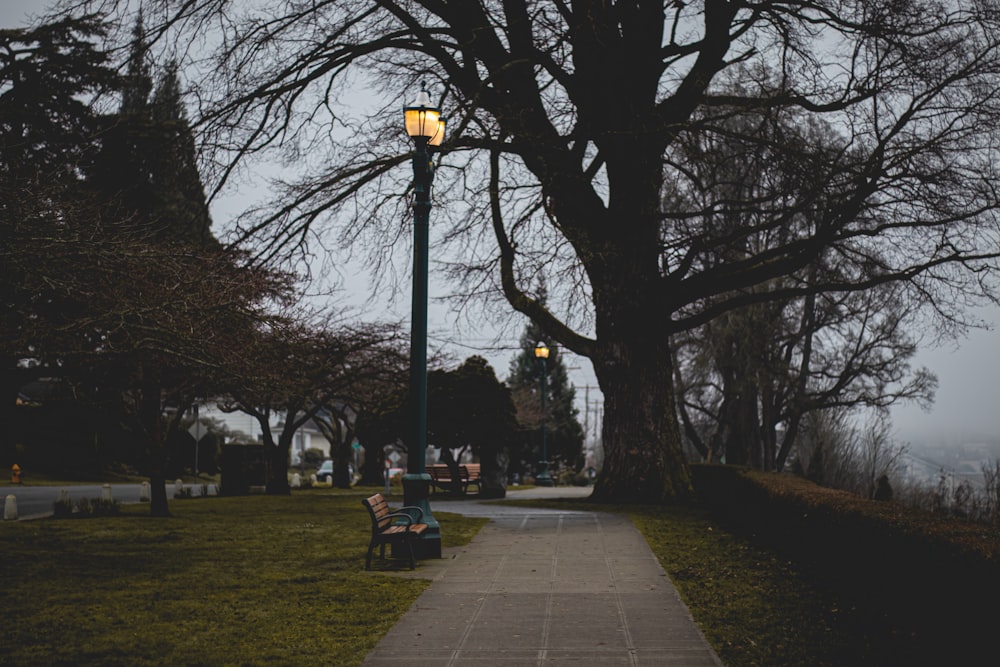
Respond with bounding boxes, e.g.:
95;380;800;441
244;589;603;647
690;464;1000;664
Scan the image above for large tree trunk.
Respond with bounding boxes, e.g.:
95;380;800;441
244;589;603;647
360;444;385;486
265;437;291;495
0;369;24;466
333;424;354;489
139;370;169;517
264;410;296;495
590;341;691;503
478;447;508;499
583;155;693;501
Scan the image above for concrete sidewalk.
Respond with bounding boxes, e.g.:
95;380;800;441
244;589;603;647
363;487;723;666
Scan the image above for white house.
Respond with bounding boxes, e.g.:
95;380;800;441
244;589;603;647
194;402;328;463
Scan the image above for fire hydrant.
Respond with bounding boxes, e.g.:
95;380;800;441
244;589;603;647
10;464;21;484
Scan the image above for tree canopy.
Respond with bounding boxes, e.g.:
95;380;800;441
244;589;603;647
83;0;1000;502
428;355;517;496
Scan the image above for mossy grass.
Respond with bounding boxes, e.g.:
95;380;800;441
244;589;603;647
0;487;486;666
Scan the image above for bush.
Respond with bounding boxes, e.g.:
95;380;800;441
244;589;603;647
90;498;120;516
556;468;576;486
302;448;326;467
54;496;120;519
53;498;73;518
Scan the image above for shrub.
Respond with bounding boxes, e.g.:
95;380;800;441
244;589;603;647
90;498;119;517
58;496;119;518
53;498;73;518
302;448;325;467
556;468;575;486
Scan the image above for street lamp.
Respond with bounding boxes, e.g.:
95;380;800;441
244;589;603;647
534;341;554;487
400;83;445;558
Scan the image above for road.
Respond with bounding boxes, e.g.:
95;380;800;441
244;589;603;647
0;482;215;519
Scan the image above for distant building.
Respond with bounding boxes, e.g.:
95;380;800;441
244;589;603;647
195;402;326;464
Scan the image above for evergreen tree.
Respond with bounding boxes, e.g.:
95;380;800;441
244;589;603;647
1;15;285;515
90;18;216;248
149;60;216;248
0;16;114;186
508;317;584;478
82;17;225;512
0;15;117;464
120;13;151;115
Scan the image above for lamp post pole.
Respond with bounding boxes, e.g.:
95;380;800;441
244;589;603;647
401;85;445;559
535;342;554;487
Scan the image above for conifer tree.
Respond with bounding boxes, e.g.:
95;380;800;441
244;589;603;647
1;15;116;464
84;17;227;512
91;17;216;248
149;60;216;248
508;316;584;478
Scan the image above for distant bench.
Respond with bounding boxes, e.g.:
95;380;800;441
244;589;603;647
427;463;481;495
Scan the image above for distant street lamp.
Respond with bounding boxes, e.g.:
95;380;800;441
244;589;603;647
401;83;446;558
534;341;554;487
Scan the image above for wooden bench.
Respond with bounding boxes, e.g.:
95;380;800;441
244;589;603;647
428;463;482;495
361;493;428;570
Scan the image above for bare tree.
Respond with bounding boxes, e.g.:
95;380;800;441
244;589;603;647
671;104;938;471
222;313;407;494
793;408;907;498
76;0;1000;502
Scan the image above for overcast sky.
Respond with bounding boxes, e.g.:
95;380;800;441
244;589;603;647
5;1;1000;445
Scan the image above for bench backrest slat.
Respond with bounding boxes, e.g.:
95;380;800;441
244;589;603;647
363;493;396;531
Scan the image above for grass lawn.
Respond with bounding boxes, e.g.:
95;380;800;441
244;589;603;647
630;504;873;667
0;487;487;667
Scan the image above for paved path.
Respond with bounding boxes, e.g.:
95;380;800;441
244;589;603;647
363;487;723;666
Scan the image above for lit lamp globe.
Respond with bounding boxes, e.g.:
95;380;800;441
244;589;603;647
404;87;446;146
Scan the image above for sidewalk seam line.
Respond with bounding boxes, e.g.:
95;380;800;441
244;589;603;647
604;513;640;666
445;515;519;667
536;514;561;665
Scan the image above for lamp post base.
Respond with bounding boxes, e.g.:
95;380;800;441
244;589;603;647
399;473;441;559
535;461;554;487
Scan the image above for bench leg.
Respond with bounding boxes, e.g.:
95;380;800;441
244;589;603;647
368;536;417;570
406;536;416;570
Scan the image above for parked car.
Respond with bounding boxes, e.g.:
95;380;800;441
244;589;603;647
316;459;357;483
316;460;334;482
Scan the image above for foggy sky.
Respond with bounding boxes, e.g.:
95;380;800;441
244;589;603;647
891;318;1000;443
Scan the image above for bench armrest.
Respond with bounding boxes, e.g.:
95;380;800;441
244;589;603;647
392;505;425;523
386;506;424;527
